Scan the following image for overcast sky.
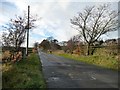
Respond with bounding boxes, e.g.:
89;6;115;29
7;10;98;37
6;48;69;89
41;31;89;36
0;0;119;47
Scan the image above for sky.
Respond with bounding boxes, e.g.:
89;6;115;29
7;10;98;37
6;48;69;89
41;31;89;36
0;0;119;47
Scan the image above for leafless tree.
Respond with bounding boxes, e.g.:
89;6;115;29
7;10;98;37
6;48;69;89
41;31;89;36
70;4;119;55
2;13;38;51
67;35;81;54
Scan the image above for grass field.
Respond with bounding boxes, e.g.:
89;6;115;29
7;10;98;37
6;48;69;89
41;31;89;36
53;49;119;71
2;53;46;89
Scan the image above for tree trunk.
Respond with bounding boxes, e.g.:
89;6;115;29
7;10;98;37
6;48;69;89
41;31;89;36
87;43;90;55
15;40;17;51
91;46;96;55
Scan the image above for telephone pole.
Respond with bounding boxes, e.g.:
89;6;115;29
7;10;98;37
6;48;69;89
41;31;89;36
26;5;30;56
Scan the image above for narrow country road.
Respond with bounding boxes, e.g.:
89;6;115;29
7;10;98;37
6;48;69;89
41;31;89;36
38;50;118;88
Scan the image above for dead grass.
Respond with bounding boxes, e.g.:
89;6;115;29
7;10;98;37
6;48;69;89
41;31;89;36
53;50;119;70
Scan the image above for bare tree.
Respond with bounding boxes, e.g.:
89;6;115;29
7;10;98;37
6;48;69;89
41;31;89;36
67;35;81;54
70;4;118;55
2;13;38;51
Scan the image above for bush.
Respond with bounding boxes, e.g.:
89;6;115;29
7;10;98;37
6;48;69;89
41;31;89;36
2;50;11;62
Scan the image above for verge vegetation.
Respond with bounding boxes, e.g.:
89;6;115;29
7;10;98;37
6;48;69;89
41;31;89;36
2;53;46;89
53;47;119;71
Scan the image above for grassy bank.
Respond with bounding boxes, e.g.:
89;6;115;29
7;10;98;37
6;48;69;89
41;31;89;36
2;53;46;89
53;50;118;70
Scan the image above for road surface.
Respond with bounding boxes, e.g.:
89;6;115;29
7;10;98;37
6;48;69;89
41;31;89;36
38;51;118;88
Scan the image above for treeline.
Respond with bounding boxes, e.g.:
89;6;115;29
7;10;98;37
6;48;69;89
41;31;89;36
39;35;118;56
39;37;61;52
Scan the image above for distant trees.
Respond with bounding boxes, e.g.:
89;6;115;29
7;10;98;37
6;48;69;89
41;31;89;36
39;39;51;51
70;4;118;55
39;37;61;51
67;35;81;54
34;42;39;49
47;36;54;43
60;41;68;53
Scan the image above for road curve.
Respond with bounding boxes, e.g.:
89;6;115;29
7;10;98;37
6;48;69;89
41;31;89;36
38;50;118;88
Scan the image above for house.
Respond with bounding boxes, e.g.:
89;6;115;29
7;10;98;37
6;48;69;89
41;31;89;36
103;39;118;46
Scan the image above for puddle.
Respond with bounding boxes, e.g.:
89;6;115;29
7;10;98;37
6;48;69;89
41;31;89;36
61;63;71;66
48;77;60;81
68;72;97;81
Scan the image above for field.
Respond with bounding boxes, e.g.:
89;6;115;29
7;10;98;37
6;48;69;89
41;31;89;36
2;53;46;89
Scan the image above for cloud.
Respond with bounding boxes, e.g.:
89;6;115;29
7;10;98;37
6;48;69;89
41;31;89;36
0;0;118;47
0;15;9;25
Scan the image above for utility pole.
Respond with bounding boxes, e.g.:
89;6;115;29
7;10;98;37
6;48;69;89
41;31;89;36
26;5;30;56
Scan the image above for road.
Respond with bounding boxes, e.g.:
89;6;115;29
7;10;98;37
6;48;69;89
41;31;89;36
38;51;118;88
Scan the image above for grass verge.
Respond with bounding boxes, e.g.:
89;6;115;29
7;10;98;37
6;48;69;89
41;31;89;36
54;52;118;71
2;53;46;89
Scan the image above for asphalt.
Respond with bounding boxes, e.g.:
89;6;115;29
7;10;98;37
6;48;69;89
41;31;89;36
38;50;118;88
